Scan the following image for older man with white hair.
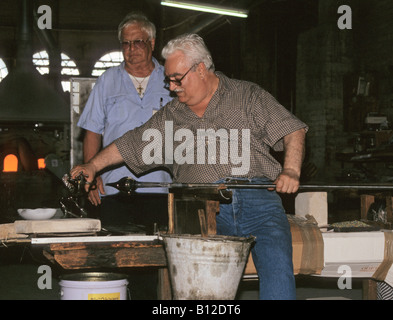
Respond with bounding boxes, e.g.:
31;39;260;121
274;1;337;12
77;12;172;231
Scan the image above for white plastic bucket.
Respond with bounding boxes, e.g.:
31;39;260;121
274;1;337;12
59;272;129;300
162;234;255;300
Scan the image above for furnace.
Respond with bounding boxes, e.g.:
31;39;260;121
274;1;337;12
0;0;70;222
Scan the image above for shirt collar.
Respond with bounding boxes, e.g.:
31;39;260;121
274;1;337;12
215;71;229;94
120;57;161;75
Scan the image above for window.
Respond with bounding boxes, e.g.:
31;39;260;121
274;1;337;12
0;58;8;82
60;53;80;92
32;51;80;91
33;50;50;75
92;51;123;77
61;53;80;76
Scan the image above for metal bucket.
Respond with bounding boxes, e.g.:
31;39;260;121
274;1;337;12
162;234;255;300
59;272;129;300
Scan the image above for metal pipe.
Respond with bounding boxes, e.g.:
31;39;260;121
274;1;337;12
16;0;34;69
106;177;393;192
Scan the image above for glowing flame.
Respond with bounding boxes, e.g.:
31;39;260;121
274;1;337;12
3;154;18;172
37;158;46;169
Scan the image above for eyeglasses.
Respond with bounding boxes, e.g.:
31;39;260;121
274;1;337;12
121;39;149;50
165;64;198;87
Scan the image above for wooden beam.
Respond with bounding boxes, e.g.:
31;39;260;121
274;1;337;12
205;200;219;235
46;241;166;269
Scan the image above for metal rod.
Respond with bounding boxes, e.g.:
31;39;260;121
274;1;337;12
106;178;393;191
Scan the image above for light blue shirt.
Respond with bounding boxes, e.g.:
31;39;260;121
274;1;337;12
77;58;173;195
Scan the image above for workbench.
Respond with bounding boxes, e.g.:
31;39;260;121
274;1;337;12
24;225;392;300
2;188;393;300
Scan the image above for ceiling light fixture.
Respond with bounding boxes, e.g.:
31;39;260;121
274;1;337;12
161;0;248;18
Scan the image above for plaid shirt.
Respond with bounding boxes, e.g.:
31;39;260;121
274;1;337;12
115;72;308;183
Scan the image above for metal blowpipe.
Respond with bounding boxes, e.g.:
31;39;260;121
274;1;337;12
106;177;393;194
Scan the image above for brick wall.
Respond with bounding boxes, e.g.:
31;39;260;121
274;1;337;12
296;0;355;179
357;0;393;122
295;0;393;180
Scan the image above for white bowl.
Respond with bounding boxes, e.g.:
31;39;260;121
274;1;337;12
17;208;57;220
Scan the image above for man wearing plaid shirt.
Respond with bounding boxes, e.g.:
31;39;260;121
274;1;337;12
71;33;308;300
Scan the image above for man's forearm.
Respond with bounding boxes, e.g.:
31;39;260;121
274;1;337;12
83;130;102;163
282;128;306;178
88;143;124;174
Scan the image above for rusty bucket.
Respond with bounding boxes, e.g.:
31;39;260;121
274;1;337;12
162;234;255;300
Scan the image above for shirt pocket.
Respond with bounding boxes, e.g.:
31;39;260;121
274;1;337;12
150;94;172;114
104;94;143;128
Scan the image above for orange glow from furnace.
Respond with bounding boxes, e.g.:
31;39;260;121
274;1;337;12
3;154;18;172
37;158;46;169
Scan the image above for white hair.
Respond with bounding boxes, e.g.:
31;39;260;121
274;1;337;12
161;33;215;72
118;12;156;41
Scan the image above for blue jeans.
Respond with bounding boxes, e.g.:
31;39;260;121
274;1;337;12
216;177;296;300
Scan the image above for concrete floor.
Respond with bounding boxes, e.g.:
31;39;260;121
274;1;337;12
0;245;363;300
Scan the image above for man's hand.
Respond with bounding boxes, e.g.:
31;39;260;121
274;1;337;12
70;163;97;193
87;176;105;206
273;168;300;194
271;128;306;194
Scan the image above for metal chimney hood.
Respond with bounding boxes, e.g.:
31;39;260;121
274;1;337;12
0;0;69;125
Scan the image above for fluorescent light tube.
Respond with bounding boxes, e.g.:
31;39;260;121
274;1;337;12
161;0;248;18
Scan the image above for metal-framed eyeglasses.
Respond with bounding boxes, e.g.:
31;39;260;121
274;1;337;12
164;64;198;87
121;39;149;50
